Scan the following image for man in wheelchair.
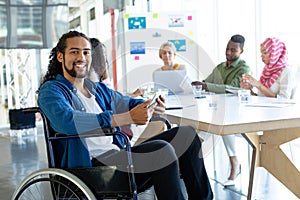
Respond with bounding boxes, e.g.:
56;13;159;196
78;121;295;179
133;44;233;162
37;30;213;200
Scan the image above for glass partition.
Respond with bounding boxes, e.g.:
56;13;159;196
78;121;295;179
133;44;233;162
0;0;68;48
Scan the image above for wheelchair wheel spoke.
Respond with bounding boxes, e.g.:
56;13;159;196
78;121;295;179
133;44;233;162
12;169;96;200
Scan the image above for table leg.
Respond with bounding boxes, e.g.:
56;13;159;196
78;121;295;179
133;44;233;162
242;133;258;200
260;127;300;198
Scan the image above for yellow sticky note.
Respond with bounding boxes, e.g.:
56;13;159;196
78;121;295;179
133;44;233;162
153;13;158;18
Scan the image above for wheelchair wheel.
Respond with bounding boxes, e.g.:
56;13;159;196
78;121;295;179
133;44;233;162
12;168;96;200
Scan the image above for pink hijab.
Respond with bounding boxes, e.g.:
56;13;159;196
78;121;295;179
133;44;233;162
259;37;287;88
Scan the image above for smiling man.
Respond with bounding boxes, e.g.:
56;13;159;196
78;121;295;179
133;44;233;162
37;30;213;200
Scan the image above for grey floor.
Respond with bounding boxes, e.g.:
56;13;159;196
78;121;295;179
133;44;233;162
1;122;299;200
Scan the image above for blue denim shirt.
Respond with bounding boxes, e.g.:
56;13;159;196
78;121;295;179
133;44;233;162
38;74;144;168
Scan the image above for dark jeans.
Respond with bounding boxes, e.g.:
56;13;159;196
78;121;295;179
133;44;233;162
93;126;213;200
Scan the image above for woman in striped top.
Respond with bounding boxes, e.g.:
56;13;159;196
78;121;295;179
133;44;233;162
240;37;295;99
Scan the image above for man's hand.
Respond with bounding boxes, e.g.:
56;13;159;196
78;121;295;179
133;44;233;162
130;100;156;125
112;100;155;127
191;81;207;90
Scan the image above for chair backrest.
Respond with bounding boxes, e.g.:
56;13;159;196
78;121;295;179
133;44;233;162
9;108;36;130
39;110;61;168
15;107;61;168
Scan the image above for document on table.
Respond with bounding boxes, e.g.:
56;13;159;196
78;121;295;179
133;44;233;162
225;86;241;95
244;101;296;108
165;95;195;110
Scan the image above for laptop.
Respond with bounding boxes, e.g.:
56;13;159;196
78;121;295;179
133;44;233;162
153;70;187;94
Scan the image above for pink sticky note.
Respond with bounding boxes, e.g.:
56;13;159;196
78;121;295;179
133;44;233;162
134;56;140;60
187;16;192;20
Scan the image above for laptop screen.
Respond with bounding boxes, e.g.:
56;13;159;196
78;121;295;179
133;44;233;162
153;70;187;94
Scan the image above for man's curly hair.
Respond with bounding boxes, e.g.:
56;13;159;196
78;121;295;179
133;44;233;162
38;31;90;90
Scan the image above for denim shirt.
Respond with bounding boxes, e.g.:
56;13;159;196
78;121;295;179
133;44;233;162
38;74;144;168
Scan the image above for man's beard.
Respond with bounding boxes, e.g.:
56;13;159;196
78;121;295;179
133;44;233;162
63;62;87;78
226;56;238;63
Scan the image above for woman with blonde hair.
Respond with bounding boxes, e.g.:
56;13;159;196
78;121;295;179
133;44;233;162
158;41;185;71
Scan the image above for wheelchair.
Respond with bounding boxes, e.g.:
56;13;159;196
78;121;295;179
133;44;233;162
12;107;172;200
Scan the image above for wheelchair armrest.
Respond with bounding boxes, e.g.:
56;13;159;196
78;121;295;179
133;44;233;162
53;127;118;138
31;106;131;150
51;128;131;151
29;106;131;152
149;115;172;130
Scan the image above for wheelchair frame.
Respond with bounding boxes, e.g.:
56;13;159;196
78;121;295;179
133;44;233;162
12;107;138;200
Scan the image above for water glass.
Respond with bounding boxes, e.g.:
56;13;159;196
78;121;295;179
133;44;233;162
238;89;251;103
192;85;204;99
207;93;217;109
157;88;169;98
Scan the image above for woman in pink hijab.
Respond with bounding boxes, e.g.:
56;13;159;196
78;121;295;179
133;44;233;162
240;37;295;99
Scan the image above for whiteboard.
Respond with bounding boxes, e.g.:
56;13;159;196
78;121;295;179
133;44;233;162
121;11;205;92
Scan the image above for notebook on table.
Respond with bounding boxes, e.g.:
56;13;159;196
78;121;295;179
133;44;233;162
153;70;187;94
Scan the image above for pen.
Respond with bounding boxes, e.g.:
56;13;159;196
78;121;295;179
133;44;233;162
165;104;196;110
166;107;183;110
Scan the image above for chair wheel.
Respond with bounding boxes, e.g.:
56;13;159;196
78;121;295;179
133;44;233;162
12;168;96;200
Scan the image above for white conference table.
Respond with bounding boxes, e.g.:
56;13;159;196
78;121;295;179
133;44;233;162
165;94;300;200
